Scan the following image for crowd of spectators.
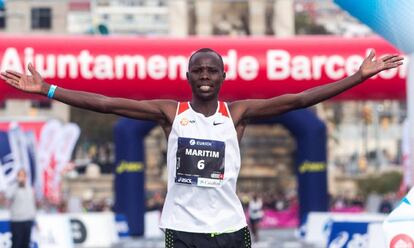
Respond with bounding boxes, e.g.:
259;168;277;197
239;191;298;212
330;193;399;214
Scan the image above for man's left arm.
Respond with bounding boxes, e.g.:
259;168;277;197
0;184;17;207
230;50;403;123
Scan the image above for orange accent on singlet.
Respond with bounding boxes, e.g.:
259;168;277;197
177;102;189;115
219;101;229;117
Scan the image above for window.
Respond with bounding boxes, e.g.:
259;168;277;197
31;8;52;29
125;14;134;22
0;8;5;29
102;13;109;21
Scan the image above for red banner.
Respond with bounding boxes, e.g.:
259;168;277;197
0;35;406;101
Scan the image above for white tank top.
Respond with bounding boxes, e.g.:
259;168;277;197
159;101;247;233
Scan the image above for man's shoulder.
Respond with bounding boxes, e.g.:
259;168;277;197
227;100;251;115
149;100;179;125
150;99;178;113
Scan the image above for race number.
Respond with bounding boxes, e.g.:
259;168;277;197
175;137;225;187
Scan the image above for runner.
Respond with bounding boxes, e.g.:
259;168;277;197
1;48;403;248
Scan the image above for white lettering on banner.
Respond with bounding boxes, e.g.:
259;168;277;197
238;56;259;81
168;56;187;80
147;55;167;80
78;50;94;79
94;55;114;79
36;54;56;78
57;54;78;79
267;49;407;81
1;47;407;82
312;56;328;80
114;55;146;79
0;48;23;72
325;55;345;80
292;55;312;80
267;50;290;80
223;49;237;80
345;55;363;76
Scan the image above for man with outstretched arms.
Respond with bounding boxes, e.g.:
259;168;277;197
1;48;403;248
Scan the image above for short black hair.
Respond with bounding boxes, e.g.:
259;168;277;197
188;48;224;71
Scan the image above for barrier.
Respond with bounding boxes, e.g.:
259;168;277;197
0;211;11;248
68;212;118;248
304;212;386;247
367;222;387;248
384;189;414;248
35;214;73;248
0;211;120;248
144;210;163;238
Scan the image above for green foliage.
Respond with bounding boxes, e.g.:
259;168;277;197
356;171;402;197
295;12;331;35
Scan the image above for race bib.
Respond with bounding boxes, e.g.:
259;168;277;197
175;137;225;187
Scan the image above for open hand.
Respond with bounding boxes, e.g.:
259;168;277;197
0;63;46;94
359;50;404;80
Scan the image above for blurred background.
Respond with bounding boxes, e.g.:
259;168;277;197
0;0;410;247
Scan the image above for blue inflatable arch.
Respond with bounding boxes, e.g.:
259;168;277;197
113;109;328;236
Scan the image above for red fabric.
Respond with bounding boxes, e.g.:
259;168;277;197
177;102;189;115
219;101;229;117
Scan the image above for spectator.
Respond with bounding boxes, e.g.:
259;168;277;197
379;194;393;214
248;193;264;242
5;169;36;248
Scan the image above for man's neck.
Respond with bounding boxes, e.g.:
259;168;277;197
190;98;218;117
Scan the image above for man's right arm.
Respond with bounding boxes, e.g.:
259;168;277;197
46;85;177;122
1;64;177;124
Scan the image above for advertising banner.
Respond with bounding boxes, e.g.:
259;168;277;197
259;208;299;228
0;120;79;202
327;221;369;248
0;36;406;101
304;212;386;247
68;212;118;248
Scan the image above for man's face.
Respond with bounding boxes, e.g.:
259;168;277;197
187;52;226;101
17;169;26;185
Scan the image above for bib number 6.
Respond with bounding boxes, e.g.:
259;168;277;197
197;160;205;170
